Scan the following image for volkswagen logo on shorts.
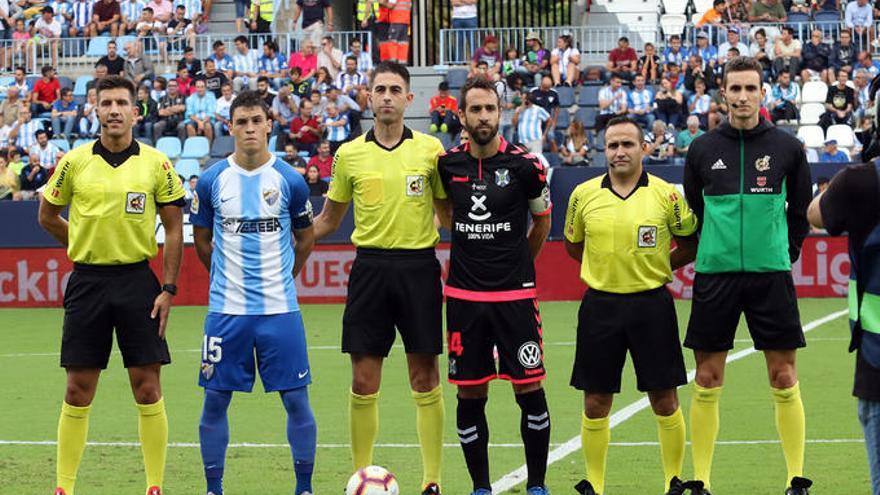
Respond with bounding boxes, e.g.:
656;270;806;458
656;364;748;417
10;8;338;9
518;341;542;369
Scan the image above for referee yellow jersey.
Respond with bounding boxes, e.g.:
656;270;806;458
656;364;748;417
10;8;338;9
564;171;698;294
328;127;447;249
43;140;186;265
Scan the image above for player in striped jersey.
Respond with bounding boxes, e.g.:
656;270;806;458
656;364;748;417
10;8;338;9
191;91;317;495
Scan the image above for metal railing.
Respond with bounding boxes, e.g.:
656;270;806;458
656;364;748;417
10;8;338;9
0;30;372;76
438;25;661;66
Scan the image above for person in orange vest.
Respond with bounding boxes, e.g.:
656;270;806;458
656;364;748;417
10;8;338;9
375;0;411;64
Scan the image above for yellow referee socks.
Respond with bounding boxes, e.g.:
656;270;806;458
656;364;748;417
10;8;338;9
413;386;445;488
690;384;722;489
350;389;379;470
137;397;168;491
656;408;686;489
772;382;806;483
581;414;610;495
57;402;91;495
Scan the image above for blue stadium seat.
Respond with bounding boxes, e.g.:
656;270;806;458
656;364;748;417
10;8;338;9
592;152;607;168
181;137;210;159
160;73;177;82
73;76;93;97
786;12;810;24
814;10;839;22
0;76;13;88
156;137;182;159
175;158;201;178
578;86;601;107
594;129;605;150
268;135;278;152
574;108;597;129
210;135;235;157
556;85;575;107
137;137;154;147
73;138;93;149
86;36;112;57
57;77;73;90
50;139;70;152
555;110;571;130
446;69;469;90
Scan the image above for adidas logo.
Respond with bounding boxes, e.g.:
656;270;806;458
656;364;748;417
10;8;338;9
711;159;727;170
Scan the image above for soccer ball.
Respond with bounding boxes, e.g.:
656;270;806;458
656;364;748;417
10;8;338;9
344;466;400;495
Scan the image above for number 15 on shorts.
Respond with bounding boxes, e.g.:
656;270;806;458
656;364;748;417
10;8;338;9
203;336;223;363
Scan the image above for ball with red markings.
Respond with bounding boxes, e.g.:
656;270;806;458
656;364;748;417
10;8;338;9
344;466;400;495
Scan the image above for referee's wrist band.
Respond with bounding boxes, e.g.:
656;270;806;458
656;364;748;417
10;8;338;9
161;284;178;296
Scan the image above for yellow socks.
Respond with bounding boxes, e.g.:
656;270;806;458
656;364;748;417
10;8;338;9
581;414;610;494
350;389;379;470
56;402;91;495
656;407;686;489
413;386;444;488
772;382;806;483
137;397;168;491
690;384;722;489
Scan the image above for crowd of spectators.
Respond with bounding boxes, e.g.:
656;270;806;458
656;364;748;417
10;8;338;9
0;30;373;200
444;0;880;167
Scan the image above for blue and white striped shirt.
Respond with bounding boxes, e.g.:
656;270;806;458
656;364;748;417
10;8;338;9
189;155;313;315
233;49;260;75
30;142;60;169
186;91;217;121
344;51;373;74
49;0;71;26
210;53;236;73
627;88;654;113
689;93;711;115
15;121;41;150
70;0;93;28
689;45;718;66
859;85;870;110
598;86;627;115
334;70;367;92
120;0;145;22
517;105;550;142
174;0;202;19
662;48;686;67
771;83;800;108
259;53;288;76
323;114;349;142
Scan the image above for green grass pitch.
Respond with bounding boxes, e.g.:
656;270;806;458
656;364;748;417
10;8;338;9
0;299;870;494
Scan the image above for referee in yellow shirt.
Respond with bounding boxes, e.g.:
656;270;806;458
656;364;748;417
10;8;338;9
563;116;699;495
313;62;446;495
38;76;185;495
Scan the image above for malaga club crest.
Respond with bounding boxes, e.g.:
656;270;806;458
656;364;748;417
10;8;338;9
495;168;510;187
262;188;280;206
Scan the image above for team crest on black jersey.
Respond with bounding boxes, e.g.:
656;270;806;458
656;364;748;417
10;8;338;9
262;188;280;206
495;168;510;187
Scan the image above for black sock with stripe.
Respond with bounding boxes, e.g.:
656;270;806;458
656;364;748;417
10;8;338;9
516;388;551;489
457;396;491;491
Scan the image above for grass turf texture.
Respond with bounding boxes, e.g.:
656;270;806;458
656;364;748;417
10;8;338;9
0;299;869;494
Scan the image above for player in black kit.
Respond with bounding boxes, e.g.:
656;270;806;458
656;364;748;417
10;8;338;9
436;77;553;495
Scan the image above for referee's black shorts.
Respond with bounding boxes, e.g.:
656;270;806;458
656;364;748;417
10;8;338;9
570;286;686;393
341;247;442;357
61;261;170;369
684;272;805;352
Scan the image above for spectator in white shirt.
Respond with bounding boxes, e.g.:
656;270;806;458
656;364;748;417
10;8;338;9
33;7;62;67
718;27;750;65
214;83;236;137
316;35;343;79
846;0;873;50
29;129;62;170
550;33;580;87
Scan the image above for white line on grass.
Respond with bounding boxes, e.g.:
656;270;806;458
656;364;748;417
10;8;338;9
0;438;863;449
0;337;849;359
491;309;850;493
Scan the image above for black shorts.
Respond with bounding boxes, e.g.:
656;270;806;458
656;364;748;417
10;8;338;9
385;23;408;43
341;248;442;356
446;297;545;386
61;261;170;369
570;287;686;393
684;272;805;352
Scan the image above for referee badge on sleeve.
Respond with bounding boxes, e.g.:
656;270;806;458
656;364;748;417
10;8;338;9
126;192;147;214
637;225;657;248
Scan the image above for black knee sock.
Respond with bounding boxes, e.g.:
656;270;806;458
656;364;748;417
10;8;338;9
457;396;490;491
516;388;551;489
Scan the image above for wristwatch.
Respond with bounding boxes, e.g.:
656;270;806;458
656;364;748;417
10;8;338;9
161;284;178;296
